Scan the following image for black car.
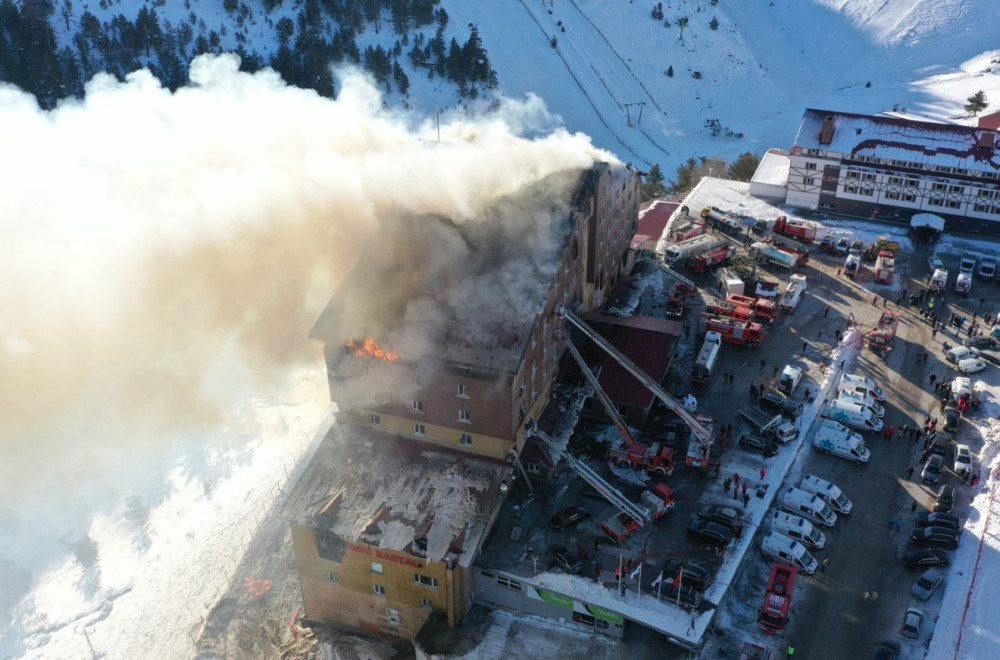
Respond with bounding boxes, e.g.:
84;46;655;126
758;389;803;421
581;485;608;501
928;439;949;459
738;434;778;457
872;638;901;660
545;546;582;574
943;406;961;434
909;525;960;550
686;519;732;546
963;335;996;349
902;548;950;570
934;485;956;513
661;558;711;591
657;581;702;610
914;511;961;531
549;505;591;531
696;505;744;532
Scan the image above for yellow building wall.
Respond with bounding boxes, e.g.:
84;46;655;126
291;524;469;640
341;409;514;461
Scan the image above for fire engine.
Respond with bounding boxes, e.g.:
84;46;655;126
701;315;764;348
868;310;899;353
607;441;676;476
689;242;737;273
727;294;777;323
874;250;895;284
758;563;798;634
705;298;756;323
766;233;810;266
772;215;817;243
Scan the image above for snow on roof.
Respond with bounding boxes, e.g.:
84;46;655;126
793;108;1000;173
751;150;790;187
282;425;507;566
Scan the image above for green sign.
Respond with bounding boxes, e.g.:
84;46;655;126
586;604;624;625
537;589;574;610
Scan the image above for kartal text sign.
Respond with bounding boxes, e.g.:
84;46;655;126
346;542;423;568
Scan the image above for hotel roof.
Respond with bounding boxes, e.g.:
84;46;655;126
792;108;1000;174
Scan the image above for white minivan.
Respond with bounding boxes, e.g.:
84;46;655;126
799;475;852;515
838;389;885;418
761;531;818;575
781;486;838;527
820;399;883;433
839;373;886;401
771;511;826;550
946;345;980;364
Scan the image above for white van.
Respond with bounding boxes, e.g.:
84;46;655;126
771;511;826;550
840;373;885;401
781;487;838;527
760;531;818;575
946;345;980;364
799;475;852;515
837;389;885;418
813;419;870;464
820;399;883;433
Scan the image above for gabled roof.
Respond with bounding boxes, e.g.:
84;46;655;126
792;108;1000;173
582;313;681;409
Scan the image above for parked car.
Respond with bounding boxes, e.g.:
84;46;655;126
835;237;850;255
549;505;591;531
935;485;956;513
928;256;944;273
657;581;703;610
943;406;962;434
738;434;778;457
661;558;712;591
902;548;950;570
957;358;987;375
962;335;996;349
979;259;997;280
758;389;803;421
819;236;835;252
954;444;972;478
909;525;959;550
947;346;981;363
695;505;744;531
686;519;732;546
872;638;901;660
920;454;944;484
545;546;582;574
912;567;945;601
901;607;925;639
913;511;961;531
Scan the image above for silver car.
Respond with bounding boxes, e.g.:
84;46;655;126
901;607;924;638
912;568;944;601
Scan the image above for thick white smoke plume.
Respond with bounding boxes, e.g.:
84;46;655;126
0;54;614;620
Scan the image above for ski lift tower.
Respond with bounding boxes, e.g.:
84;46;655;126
625;102;646;128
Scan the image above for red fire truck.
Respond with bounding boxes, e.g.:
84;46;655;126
607;441;676;476
705;298;756;323
701;315;764;348
690;242;737;273
874;250;895;284
727;294;778;323
766;234;810;267
757;563;798;634
772;215;817;243
868;310;900;353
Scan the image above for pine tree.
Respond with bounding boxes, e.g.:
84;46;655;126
709;17;719;30
641;164;668;201
670;157;699;194
728;152;761;182
964;91;989;116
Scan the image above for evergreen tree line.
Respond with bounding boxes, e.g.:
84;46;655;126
0;0;497;108
641;151;760;201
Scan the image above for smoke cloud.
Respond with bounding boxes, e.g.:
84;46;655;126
0;55;614;574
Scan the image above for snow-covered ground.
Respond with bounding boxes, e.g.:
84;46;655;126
3;1;1000;658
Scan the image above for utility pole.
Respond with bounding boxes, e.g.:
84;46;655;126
436;110;441;142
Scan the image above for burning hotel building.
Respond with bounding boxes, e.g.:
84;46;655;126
282;162;641;641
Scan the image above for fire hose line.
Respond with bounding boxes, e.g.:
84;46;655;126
953;466;1000;658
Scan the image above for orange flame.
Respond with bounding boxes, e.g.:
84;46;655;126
346;337;401;362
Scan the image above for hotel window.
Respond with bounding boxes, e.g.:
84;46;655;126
460;433;473;446
975;204;990;213
844;185;858;194
327;572;339;583
373;584;386;596
371;562;384;574
805;162;817;170
457;384;470;398
421;598;433;608
886;192;900;200
903;194;916;202
414;423;425;436
847;171;859;179
414;574;439;589
410;375;420;387
368;413;381;425
803;177;815;185
928;198;943;206
950;185;964;193
947;200;960;209
386;608;400;625
906;179;919;188
863;173;875;181
860;188;873;196
889;177;902;185
459;409;471;423
411;400;424;412
497;575;522;591
932;183;946;191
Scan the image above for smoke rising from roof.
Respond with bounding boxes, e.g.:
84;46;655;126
0;55;614;575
